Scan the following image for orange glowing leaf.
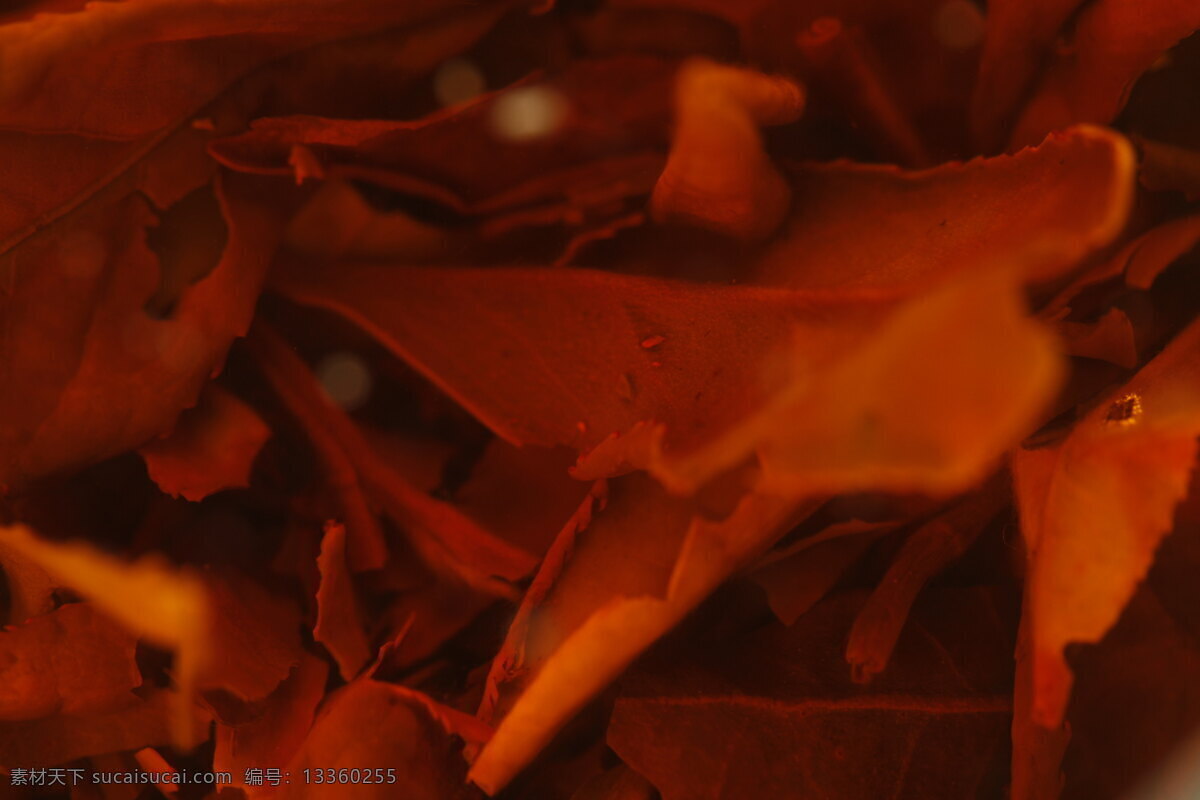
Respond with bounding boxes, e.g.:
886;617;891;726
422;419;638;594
0;539;57;625
754;126;1135;291
0;524;209;747
275;263;1063;500
1015;316;1200;727
650;58;804;240
469;485;813;793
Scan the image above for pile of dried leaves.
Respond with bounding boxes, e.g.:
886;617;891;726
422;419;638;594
2;0;1200;797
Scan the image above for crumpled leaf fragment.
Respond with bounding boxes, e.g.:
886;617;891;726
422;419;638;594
1042;213;1200;316
649;57;804;240
1009;0;1200;148
845;472;1010;682
469;485;812;793
0;688;211;768
0;172;282;491
283;180;451;263
1012;609;1069;800
721;274;1062;499
0;0;512;134
214;653;329;798
139;383;272;502
272;261;863;467
476;477;614;725
204;571;304;704
749;519;895;626
1015;315;1200;727
0;602;140;721
570;764;658;800
210;56;675;213
0;524;209;747
0;0;514;491
1053;308;1139;368
250;321;536;587
969;0;1089;150
0;539;57;624
1137;137;1200;201
754;126;1135;291
314;521;372;680
0;525;302;743
283;679;487;799
607;588;1015;800
1061;517;1200;799
274;263;1063;499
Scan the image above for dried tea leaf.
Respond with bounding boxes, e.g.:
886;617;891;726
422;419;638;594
0;528;302;739
608;588;1015;800
251;322;537;588
1015;316;1200;727
214;653;329;797
314;521;372;681
1042;213;1200;315
649;58;804;240
0;603;140;721
204;571;304;703
469;488;812;793
0;689;211;768
275;263;1063;499
1054;308;1139;368
211;56;675;213
1137;138;1200;200
283;680;485;800
846;473;1010;682
140;383;271;502
0;524;209;747
1010;0;1200;148
969;0;1090;149
0;0;508;132
750;519;895;626
755;126;1135;291
0;173;282;490
0;540;57;624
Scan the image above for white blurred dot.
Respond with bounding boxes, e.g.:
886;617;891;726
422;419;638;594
433;58;486;107
934;1;984;50
489;85;568;142
316;352;372;411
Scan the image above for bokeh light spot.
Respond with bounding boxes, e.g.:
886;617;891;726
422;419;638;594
489;85;569;142
316;352;373;411
433;58;486;107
